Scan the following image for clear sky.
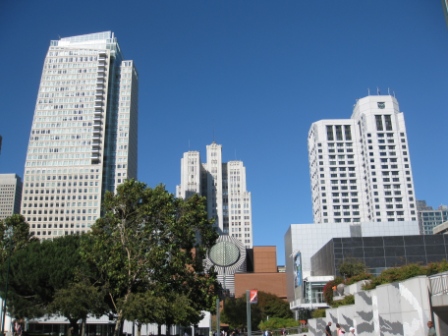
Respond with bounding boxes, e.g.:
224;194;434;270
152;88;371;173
1;1;447;265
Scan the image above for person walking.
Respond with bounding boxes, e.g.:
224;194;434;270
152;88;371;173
427;321;436;336
336;323;345;335
325;322;332;336
348;327;355;336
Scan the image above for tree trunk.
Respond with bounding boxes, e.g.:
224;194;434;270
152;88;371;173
166;324;171;336
157;325;162;336
137;323;142;336
114;310;124;336
81;318;86;336
69;318;79;336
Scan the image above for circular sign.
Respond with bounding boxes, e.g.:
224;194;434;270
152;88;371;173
208;241;240;267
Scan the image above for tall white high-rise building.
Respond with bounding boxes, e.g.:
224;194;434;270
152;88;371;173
0;174;22;220
21;32;138;239
176;142;253;248
308;95;417;224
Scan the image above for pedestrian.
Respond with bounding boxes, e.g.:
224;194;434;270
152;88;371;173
13;321;22;336
427;321;436;336
348;327;355;336
325;322;332;336
336;323;345;335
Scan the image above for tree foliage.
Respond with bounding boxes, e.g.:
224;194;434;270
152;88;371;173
83;180;219;336
0;214;37;262
258;317;299;331
0;234;101;324
338;258;367;278
221;291;292;330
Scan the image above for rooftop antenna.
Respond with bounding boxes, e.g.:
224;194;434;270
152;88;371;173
388;87;391;95
368;88;371;95
393;90;396;98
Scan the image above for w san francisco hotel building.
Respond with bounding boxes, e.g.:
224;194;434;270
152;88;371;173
21;32;138;239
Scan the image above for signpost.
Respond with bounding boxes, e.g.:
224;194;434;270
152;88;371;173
246;290;258;336
208;241;241;336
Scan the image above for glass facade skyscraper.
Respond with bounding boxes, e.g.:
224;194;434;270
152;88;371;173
21;32;138;239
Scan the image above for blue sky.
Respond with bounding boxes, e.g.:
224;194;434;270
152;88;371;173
1;1;447;265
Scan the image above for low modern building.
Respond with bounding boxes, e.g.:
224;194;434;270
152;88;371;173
0;174;22;220
284;221;419;311
311;235;448;277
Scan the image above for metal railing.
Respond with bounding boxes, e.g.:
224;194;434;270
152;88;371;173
429;271;448;296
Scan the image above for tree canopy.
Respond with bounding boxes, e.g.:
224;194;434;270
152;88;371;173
0;180;220;335
0;233;105;326
221;291;292;330
83;179;220;336
338;258;367;278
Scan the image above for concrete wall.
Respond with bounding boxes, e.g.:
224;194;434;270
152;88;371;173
307;276;435;336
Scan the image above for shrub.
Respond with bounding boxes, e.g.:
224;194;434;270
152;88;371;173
363;263;426;290
311;309;326;318
322;276;343;305
425;259;448;275
258;317;299;331
344;272;373;285
331;294;354;308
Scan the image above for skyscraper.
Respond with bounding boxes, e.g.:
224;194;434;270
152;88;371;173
0;174;22;221
21;32;138;239
308;95;417;224
177;142;253;248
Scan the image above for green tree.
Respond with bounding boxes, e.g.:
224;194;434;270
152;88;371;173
258;292;292;320
84;180;219;336
49;280;108;335
121;292;164;336
0;234;105;328
221;296;262;330
338;258;366;278
0;214;37;261
221;291;291;331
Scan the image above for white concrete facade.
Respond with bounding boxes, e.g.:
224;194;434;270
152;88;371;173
308;95;417;224
0;174;22;220
21;32;138;239
307;276;436;336
177;142;253;248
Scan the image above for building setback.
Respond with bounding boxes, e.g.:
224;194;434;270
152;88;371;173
177;142;253;248
21;32;138;239
0;174;22;220
308;95;417;224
